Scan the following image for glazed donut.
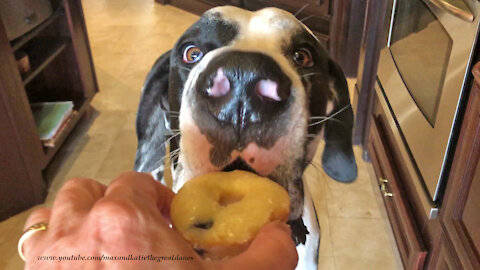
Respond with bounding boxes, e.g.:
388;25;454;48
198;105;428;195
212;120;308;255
170;170;290;259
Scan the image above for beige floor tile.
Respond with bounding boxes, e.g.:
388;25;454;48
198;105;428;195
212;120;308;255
86;110;130;137
95;129;138;179
122;111;138;131
318;256;336;270
92;54;133;79
330;217;400;270
91;82;141;111
321;146;383;219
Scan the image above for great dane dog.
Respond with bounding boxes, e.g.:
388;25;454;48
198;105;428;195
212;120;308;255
134;6;357;269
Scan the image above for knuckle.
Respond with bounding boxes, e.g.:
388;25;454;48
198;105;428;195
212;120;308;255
90;199;139;233
62;177;96;191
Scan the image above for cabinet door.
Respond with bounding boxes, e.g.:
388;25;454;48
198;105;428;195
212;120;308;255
462;162;480;259
368;100;427;269
440;65;480;270
431;236;461;270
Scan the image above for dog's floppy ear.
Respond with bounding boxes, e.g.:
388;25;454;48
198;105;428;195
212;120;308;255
309;58;357;182
322;59;357;182
134;50;172;178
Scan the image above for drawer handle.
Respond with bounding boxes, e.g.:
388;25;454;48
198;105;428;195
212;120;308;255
380;178;393;197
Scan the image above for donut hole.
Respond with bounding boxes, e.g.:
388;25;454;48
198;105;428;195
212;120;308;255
193;220;214;230
218;192;244;207
194;248;206;256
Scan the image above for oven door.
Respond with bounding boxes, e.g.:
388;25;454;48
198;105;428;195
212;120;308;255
377;0;480;201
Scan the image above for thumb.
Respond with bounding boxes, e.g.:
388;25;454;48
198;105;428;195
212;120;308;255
216;221;298;270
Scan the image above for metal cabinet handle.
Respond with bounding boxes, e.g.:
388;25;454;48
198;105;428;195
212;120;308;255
429;0;474;22
379;178;393;197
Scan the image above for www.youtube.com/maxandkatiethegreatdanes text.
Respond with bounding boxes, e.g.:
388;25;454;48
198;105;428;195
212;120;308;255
36;254;194;263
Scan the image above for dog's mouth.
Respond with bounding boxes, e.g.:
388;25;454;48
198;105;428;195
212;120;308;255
222;157;258;174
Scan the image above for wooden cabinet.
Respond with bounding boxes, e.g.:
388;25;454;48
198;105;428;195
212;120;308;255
430;236;461;270
0;0;97;221
434;62;480;270
366;62;480;269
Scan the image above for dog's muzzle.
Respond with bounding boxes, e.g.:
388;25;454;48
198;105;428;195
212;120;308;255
194;51;292;132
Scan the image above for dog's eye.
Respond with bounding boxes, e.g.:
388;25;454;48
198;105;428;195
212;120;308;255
183;45;204;64
292;49;313;67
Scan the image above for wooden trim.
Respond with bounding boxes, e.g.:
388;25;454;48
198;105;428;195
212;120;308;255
354;0;388;147
440;62;480;270
64;0;99;99
0;18;46;205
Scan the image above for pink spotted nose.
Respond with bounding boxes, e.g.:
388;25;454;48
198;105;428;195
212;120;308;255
207;68;230;97
255;79;280;101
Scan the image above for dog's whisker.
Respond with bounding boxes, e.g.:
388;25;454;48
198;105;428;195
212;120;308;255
309;116;329;120
302;160;320;170
300;14;316;23
172;158;181;168
169;151;181;162
294;4;309;17
308;104;351;127
165;132;180;142
166;111;180;115
308;118;340;126
178;66;191;72
160;148;181;163
157;132;181;150
170;148;181;156
301;72;321;78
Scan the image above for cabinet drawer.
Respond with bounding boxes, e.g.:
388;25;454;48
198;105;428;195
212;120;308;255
368;114;427;269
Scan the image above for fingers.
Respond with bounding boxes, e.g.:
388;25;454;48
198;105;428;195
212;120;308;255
21;208;51;260
103;171;175;217
50;178;106;231
215;221;298;270
24;207;51;231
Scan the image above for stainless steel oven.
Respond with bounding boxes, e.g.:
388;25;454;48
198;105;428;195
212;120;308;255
377;0;480;204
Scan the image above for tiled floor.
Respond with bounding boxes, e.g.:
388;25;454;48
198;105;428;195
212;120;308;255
0;0;403;269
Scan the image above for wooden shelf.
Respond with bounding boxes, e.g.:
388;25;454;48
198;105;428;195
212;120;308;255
10;8;64;52
41;98;91;168
22;38;70;85
0;0;98;221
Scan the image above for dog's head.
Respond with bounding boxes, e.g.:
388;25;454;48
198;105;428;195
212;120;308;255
135;6;357;220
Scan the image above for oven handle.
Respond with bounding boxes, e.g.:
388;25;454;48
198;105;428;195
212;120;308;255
429;0;474;22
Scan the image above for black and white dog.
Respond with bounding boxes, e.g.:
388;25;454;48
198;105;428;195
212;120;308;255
134;6;357;269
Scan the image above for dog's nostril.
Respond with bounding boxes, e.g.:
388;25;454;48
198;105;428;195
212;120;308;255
255;79;280;101
207;68;230;97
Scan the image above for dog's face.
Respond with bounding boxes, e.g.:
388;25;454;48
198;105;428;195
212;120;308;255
135;6;357;220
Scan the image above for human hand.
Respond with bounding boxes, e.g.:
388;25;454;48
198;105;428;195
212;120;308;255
21;172;298;269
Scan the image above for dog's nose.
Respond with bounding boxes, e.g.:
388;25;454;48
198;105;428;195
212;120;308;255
207;68;230;97
195;51;292;130
255;79;280;101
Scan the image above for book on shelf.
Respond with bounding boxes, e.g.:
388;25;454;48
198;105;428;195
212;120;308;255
30;101;75;147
